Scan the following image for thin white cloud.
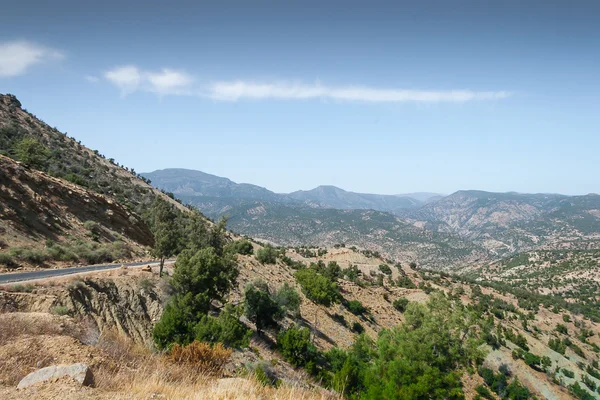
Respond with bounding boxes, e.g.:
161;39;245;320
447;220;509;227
0;40;64;77
104;66;193;96
102;65;511;103
207;81;511;103
85;75;100;83
147;69;194;95
104;65;142;95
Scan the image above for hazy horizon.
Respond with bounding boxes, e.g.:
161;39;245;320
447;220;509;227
1;0;599;195
143;167;599;198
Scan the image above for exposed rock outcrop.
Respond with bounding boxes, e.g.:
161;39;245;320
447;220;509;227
0;275;165;345
17;363;93;389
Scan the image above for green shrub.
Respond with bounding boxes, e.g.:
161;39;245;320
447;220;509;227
251;361;280;387
562;368;575;378
475;385;494;400
549;337;567;354
21;249;48;264
378;264;392;275
362;293;483;399
153;294;199;348
393;297;409;313
569;381;595;400
11;284;35;293
273;283;301;318
571;343;586;359
323;261;342;281
505;329;529;350
46;245;78;262
277;325;317;367
582;374;597;391
0;252;14;267
523;352;541;370
295;268;340;307
512;348;525;360
556;324;569;334
346;299;367;315
153;247;240;350
244;280;284;334
139;278;156;291
587;364;600;380
256;245;277;264
396;275;416;289
505;378;533;399
194;304;251;348
227;239;254;255
343;265;360;283
14;137;50;169
351;321;365;334
51;305;70;316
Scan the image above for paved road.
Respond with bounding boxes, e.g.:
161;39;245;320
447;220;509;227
0;260;162;284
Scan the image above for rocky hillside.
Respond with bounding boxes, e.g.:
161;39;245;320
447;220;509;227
0;155;153;267
0;94;187;212
458;249;600;322
184;198;487;269
402;190;600;257
2;244;600;399
0;94;189;270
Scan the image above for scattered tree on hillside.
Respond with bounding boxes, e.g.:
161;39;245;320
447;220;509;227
153;244;239;348
244;279;284;334
149;198;180;277
14;137;49;170
361;292;483;399
256;244;278;264
273;283;302;318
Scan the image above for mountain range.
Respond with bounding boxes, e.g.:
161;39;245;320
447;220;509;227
142;168;441;210
143;168;600;265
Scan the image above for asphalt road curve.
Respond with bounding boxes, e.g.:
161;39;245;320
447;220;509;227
0;261;162;284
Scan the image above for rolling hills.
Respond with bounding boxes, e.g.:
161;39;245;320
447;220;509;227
145;169;600;268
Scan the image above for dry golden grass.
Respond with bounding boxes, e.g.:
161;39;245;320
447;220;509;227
0;336;55;385
0;313;63;345
124;376;341;400
93;336;233;395
91;334;339;399
167;341;232;374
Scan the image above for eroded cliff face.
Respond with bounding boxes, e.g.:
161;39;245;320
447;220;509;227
0;273;165;345
0;154;154;251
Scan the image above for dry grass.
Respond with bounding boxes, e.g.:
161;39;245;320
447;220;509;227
125;376;341;400
92;335;338;399
0;336;55;385
0;310;339;399
167;341;232;374
93;336;232;393
0;313;63;345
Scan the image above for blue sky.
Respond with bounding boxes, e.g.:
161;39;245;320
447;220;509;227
1;0;598;195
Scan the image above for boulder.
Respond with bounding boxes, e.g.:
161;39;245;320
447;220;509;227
141;265;152;272
17;363;94;389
